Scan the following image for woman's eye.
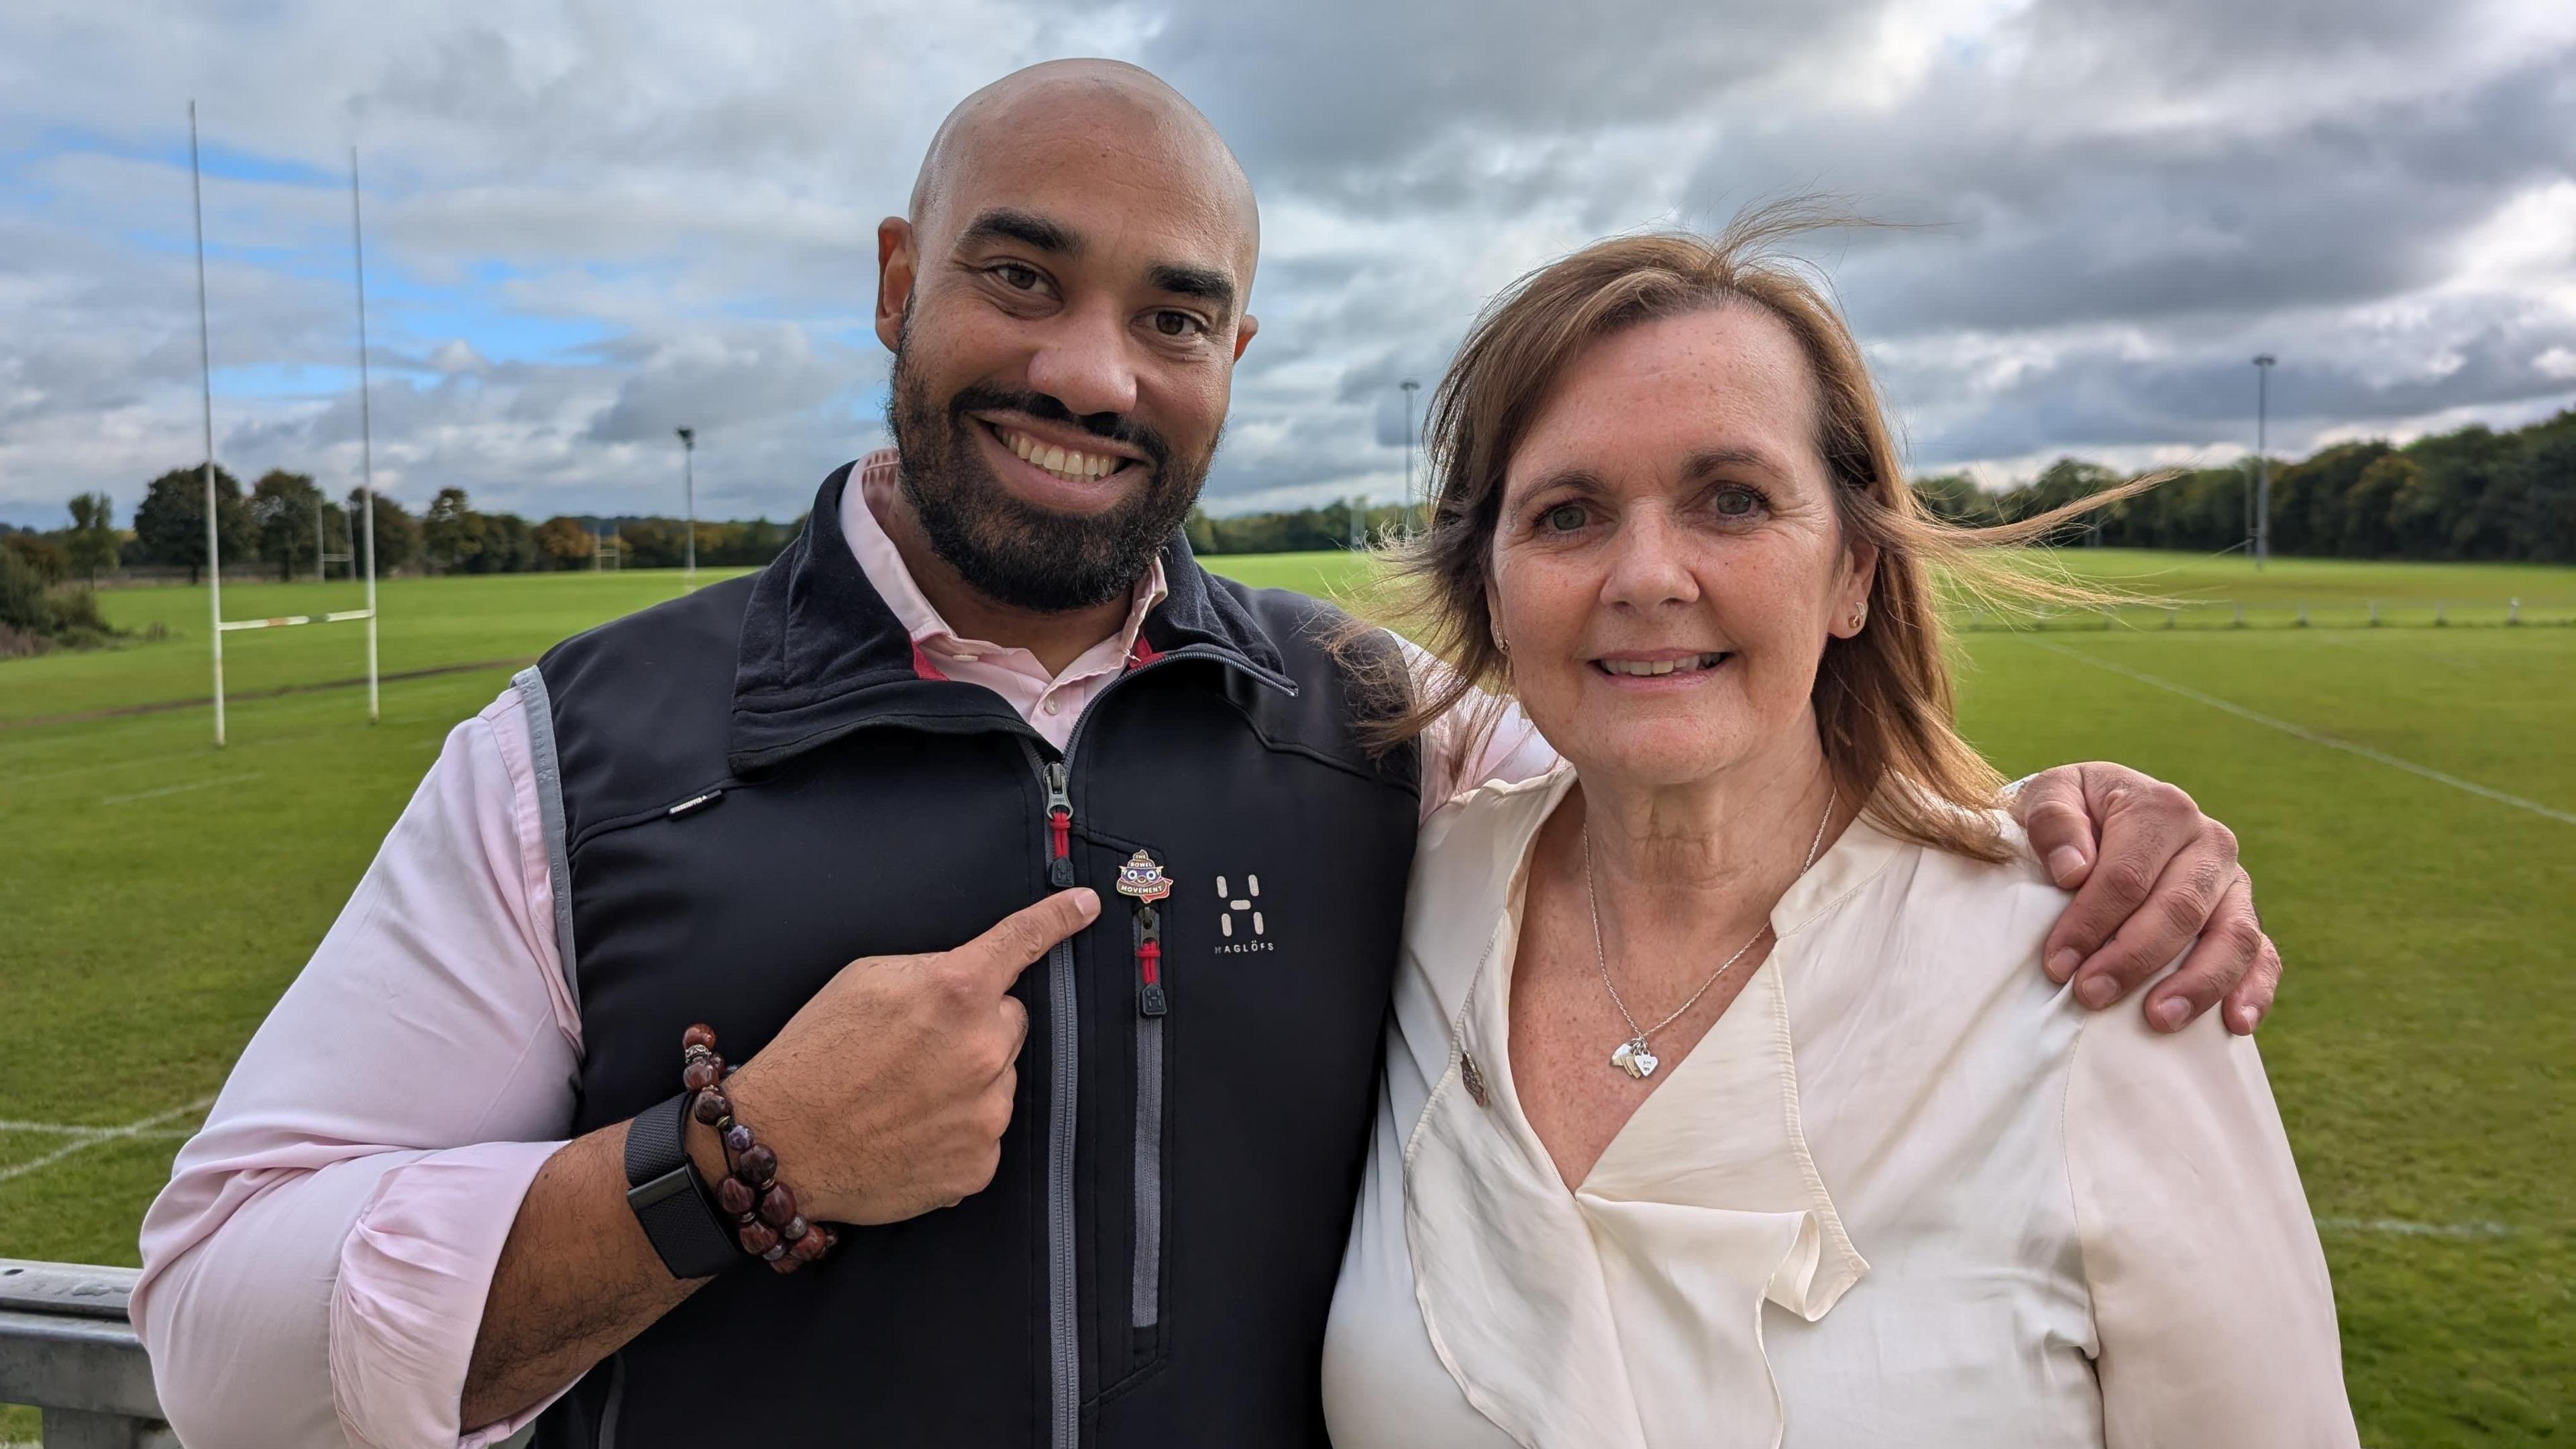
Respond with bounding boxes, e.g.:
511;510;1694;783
1713;487;1762;518
1152;311;1203;337
1540;502;1589;533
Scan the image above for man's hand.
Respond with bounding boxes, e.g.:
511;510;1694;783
2015;765;2279;1037
706;888;1099;1224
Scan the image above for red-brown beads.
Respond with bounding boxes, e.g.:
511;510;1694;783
681;1023;833;1275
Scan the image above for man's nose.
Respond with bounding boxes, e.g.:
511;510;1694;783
1601;507;1700;610
1026;303;1140;420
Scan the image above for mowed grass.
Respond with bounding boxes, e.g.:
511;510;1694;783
3;551;2571;1446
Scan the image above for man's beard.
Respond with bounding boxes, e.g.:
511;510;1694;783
884;343;1211;614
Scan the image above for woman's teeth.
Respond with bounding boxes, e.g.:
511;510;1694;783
998;425;1126;483
1598;653;1726;677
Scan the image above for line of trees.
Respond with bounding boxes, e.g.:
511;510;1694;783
1912;409;2576;562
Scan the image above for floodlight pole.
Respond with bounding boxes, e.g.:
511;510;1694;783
2252;354;2275;572
677;427;697;590
351;147;380;721
191;101;225;748
1399;379;1421;534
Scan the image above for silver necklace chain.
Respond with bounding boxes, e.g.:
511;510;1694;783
1582;785;1837;1079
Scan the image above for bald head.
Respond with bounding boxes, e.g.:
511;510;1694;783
908;59;1258;286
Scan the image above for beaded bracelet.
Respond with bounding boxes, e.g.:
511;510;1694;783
680;1024;839;1273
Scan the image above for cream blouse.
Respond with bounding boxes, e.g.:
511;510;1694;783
1322;766;2357;1449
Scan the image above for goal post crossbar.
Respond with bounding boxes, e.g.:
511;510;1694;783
216;608;378;633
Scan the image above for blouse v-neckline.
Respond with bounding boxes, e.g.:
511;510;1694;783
1489;768;1901;1197
1399;765;1893;1449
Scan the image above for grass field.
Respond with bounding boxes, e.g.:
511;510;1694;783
4;549;2571;1445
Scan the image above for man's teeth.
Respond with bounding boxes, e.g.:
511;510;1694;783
1000;427;1126;482
1599;654;1725;677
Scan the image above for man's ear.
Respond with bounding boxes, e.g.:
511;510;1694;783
875;217;916;354
1232;312;1259;364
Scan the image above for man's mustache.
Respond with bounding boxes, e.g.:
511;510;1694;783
949;384;1173;469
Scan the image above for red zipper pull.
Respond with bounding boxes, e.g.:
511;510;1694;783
1044;762;1073;887
1136;904;1168;1016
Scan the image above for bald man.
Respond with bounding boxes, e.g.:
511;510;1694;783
133;60;2277;1449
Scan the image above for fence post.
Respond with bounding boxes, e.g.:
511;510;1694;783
2232;602;2245;629
2368;600;2379;627
2435;600;2447;627
2296;604;2310;629
2509;597;2522;626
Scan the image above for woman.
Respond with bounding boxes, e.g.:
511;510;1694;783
1321;215;2357;1448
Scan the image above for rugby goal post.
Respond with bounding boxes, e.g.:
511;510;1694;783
189;107;380;747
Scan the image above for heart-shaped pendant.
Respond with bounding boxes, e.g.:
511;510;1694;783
1610;1037;1658;1079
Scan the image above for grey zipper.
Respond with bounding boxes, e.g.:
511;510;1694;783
1014;649;1287;1445
1131;905;1168;1329
1029;747;1083;1449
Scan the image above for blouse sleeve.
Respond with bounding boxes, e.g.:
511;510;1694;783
2064;994;2359;1448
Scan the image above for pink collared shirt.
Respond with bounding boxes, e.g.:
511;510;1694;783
132;450;1555;1449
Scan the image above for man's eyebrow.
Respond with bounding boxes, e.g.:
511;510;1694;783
958;207;1080;256
1147;262;1237;313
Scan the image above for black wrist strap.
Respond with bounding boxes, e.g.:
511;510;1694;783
623;1091;741;1279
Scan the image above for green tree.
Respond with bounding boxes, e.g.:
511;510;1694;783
346;488;420;574
64;493;120;583
250;469;335;582
131;464;255;584
4;533;69;584
421;486;484;574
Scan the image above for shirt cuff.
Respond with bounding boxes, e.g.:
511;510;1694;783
328;1138;570;1449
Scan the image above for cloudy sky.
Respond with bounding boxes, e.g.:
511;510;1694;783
3;0;2573;530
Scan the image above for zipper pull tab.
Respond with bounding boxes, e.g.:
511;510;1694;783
1135;904;1167;1017
1044;762;1074;886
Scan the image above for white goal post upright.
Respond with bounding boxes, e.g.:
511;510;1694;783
351;146;380;723
189;106;381;747
189;101;225;749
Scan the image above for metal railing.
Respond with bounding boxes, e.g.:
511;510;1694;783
0;1259;174;1448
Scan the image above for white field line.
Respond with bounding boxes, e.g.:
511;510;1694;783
99;771;262;806
2315;1218;2526;1240
0;1119;197;1138
0;1096;214;1185
2023;639;2576;826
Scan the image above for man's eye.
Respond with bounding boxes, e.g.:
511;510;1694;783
1152;311;1203;337
994;264;1041;290
1540;502;1589;533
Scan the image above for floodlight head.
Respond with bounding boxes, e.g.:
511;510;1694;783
1400;379;1420;393
2253;354;2275;367
677;427;695;447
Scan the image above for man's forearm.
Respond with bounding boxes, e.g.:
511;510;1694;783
460;1118;716;1431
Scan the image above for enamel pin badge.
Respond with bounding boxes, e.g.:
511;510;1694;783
1115;850;1173;903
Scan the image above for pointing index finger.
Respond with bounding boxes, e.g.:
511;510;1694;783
957;888;1099;987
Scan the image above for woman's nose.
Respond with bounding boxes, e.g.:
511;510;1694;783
1601;508;1700;610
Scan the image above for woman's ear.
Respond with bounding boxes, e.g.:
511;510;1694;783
1835;537;1882;639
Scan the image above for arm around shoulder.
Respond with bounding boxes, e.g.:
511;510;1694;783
2065;996;2359;1448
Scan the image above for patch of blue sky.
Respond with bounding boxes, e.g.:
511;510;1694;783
29;125;341;189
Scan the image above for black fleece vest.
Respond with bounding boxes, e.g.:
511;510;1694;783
531;464;1419;1448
